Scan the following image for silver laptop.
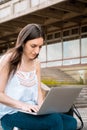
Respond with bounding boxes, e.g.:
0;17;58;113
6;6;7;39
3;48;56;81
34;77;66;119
19;85;83;115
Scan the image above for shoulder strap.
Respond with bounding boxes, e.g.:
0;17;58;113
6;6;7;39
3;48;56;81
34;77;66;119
73;105;84;130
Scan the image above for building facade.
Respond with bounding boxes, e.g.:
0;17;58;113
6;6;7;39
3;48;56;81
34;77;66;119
0;0;87;83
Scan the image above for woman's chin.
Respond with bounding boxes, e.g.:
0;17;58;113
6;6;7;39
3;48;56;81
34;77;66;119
29;54;38;60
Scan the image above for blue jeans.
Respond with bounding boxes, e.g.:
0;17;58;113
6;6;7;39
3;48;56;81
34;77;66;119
1;112;77;130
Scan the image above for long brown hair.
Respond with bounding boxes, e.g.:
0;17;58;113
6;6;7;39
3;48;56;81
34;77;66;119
7;24;45;76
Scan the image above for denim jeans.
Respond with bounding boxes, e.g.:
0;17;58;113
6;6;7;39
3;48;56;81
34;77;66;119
1;112;77;130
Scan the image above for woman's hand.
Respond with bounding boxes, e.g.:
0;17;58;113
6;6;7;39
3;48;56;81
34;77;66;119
20;103;40;113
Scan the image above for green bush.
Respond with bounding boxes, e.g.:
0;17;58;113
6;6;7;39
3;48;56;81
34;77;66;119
42;78;83;87
42;78;58;87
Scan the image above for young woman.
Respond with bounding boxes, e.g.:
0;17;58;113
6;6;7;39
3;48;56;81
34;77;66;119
0;23;77;130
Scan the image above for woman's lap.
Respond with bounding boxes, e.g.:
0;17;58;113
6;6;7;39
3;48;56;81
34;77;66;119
60;113;77;130
1;112;77;130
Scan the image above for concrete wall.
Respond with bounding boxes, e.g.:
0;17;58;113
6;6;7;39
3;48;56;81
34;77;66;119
0;0;64;23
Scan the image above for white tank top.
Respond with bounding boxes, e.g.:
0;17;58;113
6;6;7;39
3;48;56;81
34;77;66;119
0;70;38;119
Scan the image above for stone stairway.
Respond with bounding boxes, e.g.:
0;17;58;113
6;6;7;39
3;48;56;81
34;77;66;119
41;68;77;83
75;86;87;108
41;68;87;108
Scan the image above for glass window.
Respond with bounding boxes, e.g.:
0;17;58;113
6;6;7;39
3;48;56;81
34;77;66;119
46;61;62;67
63;39;80;59
47;34;53;40
71;28;79;35
41;63;47;68
63;59;80;65
81;26;87;33
63;30;70;37
81;58;87;64
39;45;46;62
47;42;62;61
54;32;60;38
81;38;87;56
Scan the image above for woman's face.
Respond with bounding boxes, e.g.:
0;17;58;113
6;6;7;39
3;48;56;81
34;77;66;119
23;37;44;60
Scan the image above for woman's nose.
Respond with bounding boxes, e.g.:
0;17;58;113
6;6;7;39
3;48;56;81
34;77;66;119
35;47;40;54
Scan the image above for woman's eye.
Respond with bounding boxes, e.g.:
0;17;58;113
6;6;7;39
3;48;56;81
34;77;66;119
39;46;42;49
31;45;42;49
31;45;36;48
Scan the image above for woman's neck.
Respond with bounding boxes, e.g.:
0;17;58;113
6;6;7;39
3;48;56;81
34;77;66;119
18;56;35;72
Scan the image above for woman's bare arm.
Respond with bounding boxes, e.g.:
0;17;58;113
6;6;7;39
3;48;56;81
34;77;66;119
36;59;44;106
0;55;39;112
0;54;23;108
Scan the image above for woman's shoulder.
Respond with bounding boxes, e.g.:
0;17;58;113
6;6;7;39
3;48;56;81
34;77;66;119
0;53;12;65
34;58;40;66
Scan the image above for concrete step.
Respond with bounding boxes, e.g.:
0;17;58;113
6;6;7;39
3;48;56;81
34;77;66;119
41;68;77;82
75;86;87;107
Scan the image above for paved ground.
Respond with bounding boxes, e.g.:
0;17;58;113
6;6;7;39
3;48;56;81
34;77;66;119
75;108;87;130
0;108;87;130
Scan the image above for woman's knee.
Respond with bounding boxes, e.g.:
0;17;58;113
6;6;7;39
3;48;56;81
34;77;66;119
48;113;63;126
47;113;63;130
50;113;62;122
67;116;77;129
1;115;13;130
61;114;77;130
